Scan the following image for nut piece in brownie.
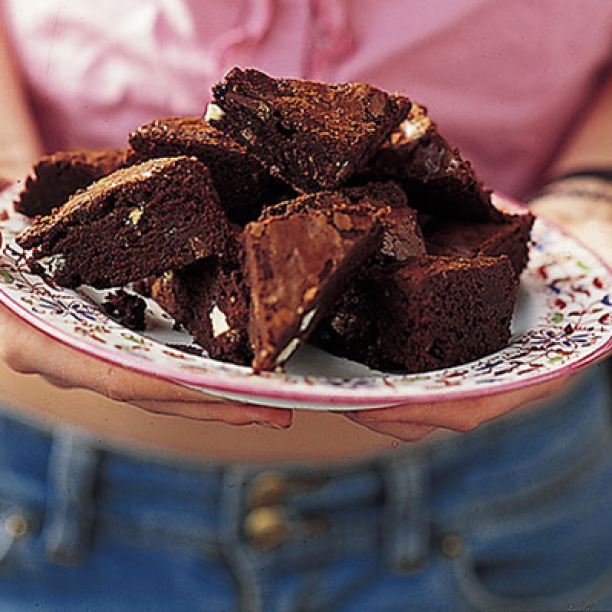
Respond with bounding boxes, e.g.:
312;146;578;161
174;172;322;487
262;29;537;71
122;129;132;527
261;182;426;262
15;148;128;218
423;211;535;276
151;235;252;366
316;254;518;373
209;67;411;193
128;116;290;224
245;201;384;371
17;157;230;288
102;289;147;331
364;103;503;222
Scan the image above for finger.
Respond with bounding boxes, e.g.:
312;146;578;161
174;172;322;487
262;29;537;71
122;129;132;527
85;363;230;404
352;376;573;432
0;303;294;426
17;327;294;428
343;414;442;442
131;399;294;428
40;374;75;389
21;346;227;403
0;306;238;403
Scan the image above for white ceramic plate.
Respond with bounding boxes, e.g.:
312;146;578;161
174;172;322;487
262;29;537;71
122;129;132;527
1;187;611;410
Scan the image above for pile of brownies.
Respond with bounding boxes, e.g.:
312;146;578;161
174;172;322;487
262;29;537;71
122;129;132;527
15;68;534;374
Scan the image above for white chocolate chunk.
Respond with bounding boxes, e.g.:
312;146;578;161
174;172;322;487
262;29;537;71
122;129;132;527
210;305;230;337
205;103;225;122
400;106;431;141
299;308;317;333
276;337;300;366
40;254;66;275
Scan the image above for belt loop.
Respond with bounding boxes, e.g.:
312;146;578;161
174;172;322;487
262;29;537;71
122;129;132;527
219;466;264;612
381;454;430;573
42;425;102;565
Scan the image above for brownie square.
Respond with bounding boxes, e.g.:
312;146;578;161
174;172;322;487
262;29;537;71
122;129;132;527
151;234;252;365
315;254;518;373
128;116;290;224
15;148;128;218
245;201;384;371
17;157;230;288
364;103;503;222
210;67;411;193
341;182;426;262
423;211;535;276
261;182;426;262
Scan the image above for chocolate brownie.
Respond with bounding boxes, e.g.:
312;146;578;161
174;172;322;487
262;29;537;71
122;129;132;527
364;103;503;222
261;182;426;262
131;276;155;298
341;182;426;262
245;202;384;371
258;182;402;219
423;211;535;276
102;289;147;331
128;116;290;224
150;234;252;365
316;254;518;373
210;67;411;193
17;156;230;288
15;148;128;218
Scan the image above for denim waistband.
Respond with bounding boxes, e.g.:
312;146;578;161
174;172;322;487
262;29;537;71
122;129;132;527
0;364;610;571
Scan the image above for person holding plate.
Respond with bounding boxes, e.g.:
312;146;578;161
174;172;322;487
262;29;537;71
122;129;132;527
0;1;611;610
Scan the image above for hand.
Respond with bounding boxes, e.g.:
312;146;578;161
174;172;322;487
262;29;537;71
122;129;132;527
0;303;292;428
345;190;612;443
529;189;612;266
343;376;573;442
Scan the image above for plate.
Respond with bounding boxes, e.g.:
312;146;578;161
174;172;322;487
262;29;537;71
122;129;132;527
1;187;611;410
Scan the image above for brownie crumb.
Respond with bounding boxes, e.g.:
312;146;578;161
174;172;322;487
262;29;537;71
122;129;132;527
102;290;147;331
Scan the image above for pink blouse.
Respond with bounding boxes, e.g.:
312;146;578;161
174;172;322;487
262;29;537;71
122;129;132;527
3;0;612;198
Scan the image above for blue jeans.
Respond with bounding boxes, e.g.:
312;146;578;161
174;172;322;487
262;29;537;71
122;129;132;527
1;364;612;612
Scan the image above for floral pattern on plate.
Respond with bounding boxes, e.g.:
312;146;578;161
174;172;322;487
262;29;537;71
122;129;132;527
1;187;611;410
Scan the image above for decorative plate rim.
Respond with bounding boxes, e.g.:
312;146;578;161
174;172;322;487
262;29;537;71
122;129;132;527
1;191;611;409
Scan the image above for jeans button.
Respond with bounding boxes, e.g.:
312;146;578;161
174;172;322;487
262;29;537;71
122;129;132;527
248;472;288;507
4;514;28;539
440;533;464;558
244;506;290;550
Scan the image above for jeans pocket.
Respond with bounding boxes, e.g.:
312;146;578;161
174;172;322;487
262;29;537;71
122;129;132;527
452;548;612;612
449;453;612;611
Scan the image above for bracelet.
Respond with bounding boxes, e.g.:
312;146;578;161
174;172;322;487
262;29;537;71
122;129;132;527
527;168;612;205
548;168;612;184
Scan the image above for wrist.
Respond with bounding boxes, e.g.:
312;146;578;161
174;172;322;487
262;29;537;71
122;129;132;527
527;169;612;265
545;168;612;183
